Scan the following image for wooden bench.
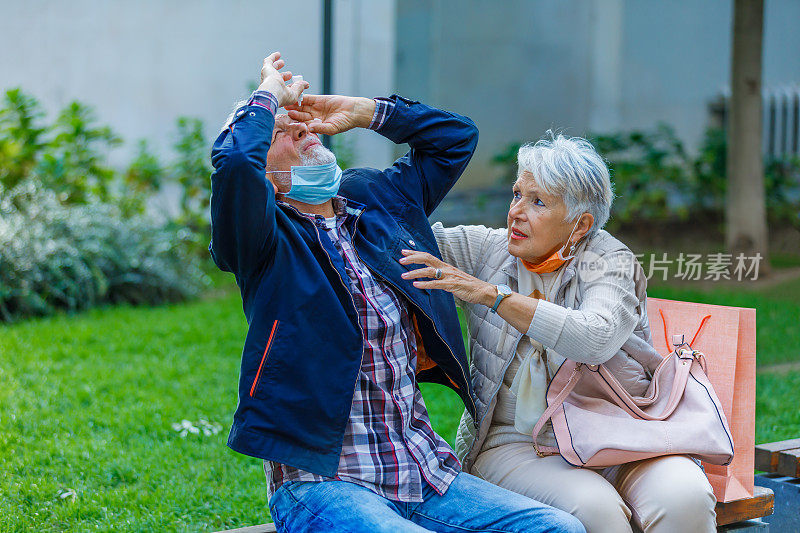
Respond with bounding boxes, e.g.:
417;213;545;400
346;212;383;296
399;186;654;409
715;486;773;529
749;438;800;531
755;438;800;478
217;493;775;533
715;437;800;530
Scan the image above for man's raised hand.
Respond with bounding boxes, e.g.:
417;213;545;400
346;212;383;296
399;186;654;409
285;95;376;135
257;51;310;108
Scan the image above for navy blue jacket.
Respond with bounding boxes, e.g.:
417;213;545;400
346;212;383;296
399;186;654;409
209;94;478;477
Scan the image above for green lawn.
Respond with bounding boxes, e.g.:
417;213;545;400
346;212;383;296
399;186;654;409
2;273;800;531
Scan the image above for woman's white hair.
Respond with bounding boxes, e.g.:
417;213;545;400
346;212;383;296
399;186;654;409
517;130;614;238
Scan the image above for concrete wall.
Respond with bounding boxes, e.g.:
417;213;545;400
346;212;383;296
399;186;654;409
396;0;800;189
0;0;396;170
4;0;799;191
333;0;396;170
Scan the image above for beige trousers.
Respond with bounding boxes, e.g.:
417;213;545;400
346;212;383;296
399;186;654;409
472;442;716;533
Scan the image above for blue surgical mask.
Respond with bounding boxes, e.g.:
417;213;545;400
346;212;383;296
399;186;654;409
283;161;342;205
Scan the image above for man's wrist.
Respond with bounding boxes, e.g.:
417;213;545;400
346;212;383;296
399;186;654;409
353;97;377;129
249;90;279;115
367;97;395;130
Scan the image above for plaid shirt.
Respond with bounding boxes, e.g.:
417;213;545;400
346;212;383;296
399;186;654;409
264;193;461;502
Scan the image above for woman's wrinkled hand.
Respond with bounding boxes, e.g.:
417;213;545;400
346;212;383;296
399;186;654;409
399;249;495;306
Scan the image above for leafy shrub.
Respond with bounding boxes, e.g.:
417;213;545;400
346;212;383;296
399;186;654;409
492;124;800;229
36;101;122;204
591;124;693;224
0;180;208;322
0;88;213;227
490;141;523;185
0;89;48;191
172;117;213;233
765;157;800;227
120;139;165;217
692;127;800;227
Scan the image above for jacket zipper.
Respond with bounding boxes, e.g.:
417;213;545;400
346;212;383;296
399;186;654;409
350;221;477;417
280;203;474;419
283;204;366;406
250;319;279;397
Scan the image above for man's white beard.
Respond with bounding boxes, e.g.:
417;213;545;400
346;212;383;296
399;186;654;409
300;144;337;166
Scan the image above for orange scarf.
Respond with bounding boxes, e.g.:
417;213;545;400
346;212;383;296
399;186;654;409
521;219;581;273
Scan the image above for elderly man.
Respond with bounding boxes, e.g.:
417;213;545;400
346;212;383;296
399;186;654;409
209;52;584;533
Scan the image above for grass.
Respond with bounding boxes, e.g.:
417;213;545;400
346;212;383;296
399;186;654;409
2;271;800;531
1;291;261;532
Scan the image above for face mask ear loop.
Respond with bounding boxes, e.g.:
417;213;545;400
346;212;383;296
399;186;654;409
559;217;582;260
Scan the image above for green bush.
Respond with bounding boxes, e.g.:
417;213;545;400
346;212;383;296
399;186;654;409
0;88;48;191
0;87;217;321
591;124;693;224
0;88;213;229
765;158;800;226
492;124;800;229
690;126;800;227
490;141;523;185
172;117;213;234
36;101;123;205
120;139;165;217
0;179;208;323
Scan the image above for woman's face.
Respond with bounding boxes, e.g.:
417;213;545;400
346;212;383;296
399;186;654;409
506;170;583;264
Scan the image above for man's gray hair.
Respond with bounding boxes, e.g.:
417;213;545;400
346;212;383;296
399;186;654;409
517;131;614;237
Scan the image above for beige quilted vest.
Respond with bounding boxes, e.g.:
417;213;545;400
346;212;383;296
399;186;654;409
431;223;664;472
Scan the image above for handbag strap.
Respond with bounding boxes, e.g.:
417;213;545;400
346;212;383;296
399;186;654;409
532;363;582;456
593;353;693;421
532;312;713;455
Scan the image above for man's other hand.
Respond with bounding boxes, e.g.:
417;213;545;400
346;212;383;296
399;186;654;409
258;52;310;108
285;95;376;135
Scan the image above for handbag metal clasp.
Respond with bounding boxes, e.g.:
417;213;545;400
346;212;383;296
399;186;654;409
533;441;546;457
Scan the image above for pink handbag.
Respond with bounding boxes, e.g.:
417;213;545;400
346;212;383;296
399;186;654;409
532;316;735;468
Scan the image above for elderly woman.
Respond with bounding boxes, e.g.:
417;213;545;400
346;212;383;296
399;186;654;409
399;133;717;533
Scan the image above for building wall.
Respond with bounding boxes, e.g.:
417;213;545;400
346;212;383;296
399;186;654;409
3;0;798;191
0;0;396;170
396;0;800;189
333;0;396;170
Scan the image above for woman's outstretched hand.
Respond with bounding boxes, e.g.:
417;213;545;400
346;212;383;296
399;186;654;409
399;250;495;306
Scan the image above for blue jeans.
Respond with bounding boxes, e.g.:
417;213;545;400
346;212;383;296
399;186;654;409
268;472;585;533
